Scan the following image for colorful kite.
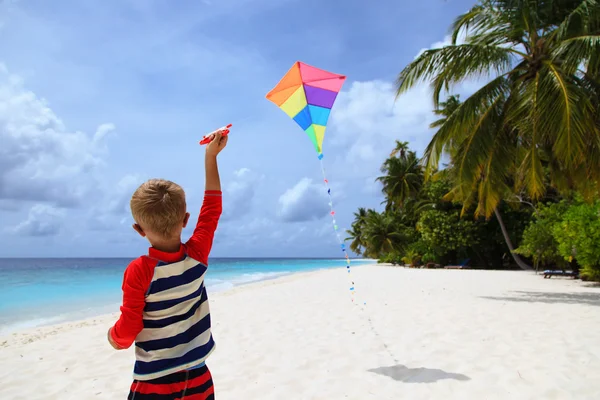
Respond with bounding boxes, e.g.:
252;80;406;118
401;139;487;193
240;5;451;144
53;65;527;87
266;61;346;155
267;62;362;304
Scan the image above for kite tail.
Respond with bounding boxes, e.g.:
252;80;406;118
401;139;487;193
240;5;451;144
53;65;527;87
317;153;364;305
318;154;398;363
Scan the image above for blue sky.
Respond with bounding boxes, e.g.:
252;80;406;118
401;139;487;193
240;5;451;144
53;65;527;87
0;0;475;258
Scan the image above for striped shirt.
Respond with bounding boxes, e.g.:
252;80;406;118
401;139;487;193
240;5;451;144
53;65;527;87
110;190;222;381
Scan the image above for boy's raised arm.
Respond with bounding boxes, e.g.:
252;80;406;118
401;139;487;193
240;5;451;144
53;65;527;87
205;140;222;192
186;131;228;264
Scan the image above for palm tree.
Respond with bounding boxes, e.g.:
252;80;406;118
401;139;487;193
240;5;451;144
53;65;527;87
397;0;600;215
354;207;369;225
345;225;364;255
396;0;600;270
345;208;369;254
429;95;466;163
430;95;461;129
376;146;424;210
389;140;410;158
362;211;404;258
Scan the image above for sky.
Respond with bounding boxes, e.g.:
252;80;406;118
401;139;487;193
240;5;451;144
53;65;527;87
0;0;477;258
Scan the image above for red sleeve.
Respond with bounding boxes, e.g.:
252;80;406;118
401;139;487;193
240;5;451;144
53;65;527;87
110;257;154;349
185;190;222;264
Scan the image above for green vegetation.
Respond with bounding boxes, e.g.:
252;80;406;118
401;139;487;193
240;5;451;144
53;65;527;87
346;147;533;270
514;198;600;280
347;0;600;280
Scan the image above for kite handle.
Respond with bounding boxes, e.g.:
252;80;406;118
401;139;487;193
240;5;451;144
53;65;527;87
199;124;232;145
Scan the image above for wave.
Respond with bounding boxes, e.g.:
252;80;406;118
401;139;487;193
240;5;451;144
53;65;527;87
0;316;65;335
0;301;121;336
205;270;293;292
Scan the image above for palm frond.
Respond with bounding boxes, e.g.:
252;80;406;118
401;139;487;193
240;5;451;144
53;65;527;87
421;75;510;178
507;70;546;199
429;95;461;129
453;92;506;200
395;44;515;106
552;0;600;41
543;61;595;165
553;35;600;74
450;3;509;45
395;0;600;220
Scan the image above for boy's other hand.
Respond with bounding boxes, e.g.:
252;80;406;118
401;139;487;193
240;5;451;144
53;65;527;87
206;130;228;157
107;327;123;350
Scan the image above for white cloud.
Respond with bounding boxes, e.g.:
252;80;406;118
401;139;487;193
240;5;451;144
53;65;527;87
0;65;116;207
362;176;381;196
234;167;250;178
10;204;65;237
330;80;434;172
327;32;481;187
277;178;329;222
415;33;467;59
93;123;116;143
107;174;144;214
221;167;264;221
0;65;145;240
88;174;145;230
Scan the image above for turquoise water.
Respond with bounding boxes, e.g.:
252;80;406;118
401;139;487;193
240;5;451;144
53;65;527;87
0;258;374;334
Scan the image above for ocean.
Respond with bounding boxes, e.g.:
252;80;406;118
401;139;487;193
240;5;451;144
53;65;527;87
0;257;375;334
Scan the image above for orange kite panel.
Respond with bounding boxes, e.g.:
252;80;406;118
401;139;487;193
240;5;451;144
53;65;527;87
265;84;301;106
266;62;303;105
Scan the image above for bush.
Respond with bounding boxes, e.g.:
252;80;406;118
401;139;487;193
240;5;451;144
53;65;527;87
515;202;569;269
417;209;477;262
515;199;600;281
400;240;429;267
554;202;600;281
379;251;403;265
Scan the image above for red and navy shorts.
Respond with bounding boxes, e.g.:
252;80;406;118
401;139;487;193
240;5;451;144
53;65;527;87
128;364;214;399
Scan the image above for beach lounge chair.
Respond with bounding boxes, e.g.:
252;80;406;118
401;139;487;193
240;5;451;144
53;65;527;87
543;270;578;279
444;259;470;270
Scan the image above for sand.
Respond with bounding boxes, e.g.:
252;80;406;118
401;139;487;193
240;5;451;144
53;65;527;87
1;266;600;399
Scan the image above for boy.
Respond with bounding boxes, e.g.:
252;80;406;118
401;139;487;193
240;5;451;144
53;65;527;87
108;130;228;400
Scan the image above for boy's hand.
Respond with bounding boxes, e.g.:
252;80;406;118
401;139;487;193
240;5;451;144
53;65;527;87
107;327;123;350
206;130;228;157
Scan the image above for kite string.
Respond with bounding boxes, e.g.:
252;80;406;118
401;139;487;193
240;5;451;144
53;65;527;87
317;154;364;305
318;154;402;364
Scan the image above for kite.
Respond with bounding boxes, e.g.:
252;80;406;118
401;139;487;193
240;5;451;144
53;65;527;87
266;61;345;155
267;62;363;304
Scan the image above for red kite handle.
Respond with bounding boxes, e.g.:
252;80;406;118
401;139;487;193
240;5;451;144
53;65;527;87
199;124;232;145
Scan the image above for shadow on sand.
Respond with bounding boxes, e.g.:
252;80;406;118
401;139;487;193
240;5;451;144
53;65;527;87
482;290;600;307
368;364;470;383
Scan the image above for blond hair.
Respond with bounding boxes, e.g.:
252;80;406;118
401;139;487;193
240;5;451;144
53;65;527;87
130;179;187;238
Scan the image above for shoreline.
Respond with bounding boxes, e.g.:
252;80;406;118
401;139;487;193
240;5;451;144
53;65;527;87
0;263;579;339
0;260;377;336
0;263;377;339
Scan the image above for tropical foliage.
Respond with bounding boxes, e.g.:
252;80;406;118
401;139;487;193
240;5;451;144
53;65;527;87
396;0;600;218
555;203;600;281
376;141;423;210
514;201;570;268
515;198;600;280
346;149;534;269
347;0;600;281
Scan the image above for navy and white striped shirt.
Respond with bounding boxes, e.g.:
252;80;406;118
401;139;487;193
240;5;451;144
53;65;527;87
110;191;222;381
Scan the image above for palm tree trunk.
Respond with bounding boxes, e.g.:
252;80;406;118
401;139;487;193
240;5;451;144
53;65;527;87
494;208;532;271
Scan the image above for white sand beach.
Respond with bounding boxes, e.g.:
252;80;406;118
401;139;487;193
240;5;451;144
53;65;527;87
1;266;599;400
